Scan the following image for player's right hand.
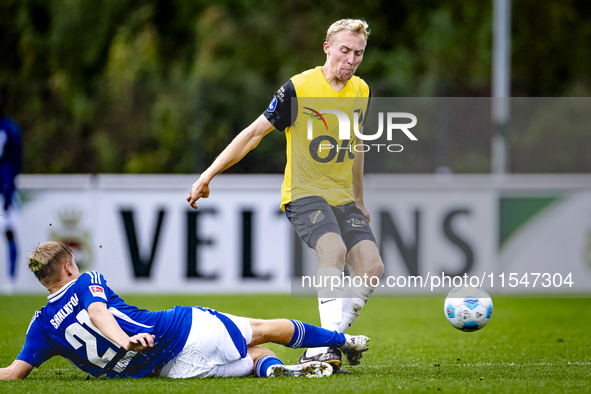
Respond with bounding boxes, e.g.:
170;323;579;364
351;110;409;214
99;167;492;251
128;333;155;351
187;178;210;209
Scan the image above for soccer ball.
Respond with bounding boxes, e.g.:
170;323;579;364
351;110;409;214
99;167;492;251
444;286;493;332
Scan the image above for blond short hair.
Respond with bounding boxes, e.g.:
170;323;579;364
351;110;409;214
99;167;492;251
325;19;370;45
28;242;74;286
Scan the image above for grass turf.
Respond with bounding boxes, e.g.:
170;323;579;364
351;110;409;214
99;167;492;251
1;294;590;393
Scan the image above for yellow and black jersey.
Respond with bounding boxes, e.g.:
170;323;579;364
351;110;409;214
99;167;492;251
264;66;371;210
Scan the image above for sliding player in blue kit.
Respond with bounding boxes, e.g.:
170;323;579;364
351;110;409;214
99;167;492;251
0;242;370;380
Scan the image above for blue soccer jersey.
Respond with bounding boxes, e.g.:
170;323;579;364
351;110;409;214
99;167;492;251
17;271;193;378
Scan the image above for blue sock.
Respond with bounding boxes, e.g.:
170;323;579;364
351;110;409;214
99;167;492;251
287;320;346;349
255;355;283;378
8;238;17;278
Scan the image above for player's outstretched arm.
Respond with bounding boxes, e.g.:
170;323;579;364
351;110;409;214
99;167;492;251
0;360;33;380
88;302;155;352
187;114;275;209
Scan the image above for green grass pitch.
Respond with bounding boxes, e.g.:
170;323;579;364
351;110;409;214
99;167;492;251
1;294;590;393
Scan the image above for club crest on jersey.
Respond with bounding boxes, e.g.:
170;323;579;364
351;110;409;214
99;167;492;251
267;96;278;112
90;285;107;300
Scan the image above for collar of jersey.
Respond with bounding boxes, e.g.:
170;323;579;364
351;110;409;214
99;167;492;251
48;278;78;302
316;66;353;96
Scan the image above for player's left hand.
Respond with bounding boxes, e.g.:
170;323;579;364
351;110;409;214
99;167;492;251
127;333;156;351
357;203;371;223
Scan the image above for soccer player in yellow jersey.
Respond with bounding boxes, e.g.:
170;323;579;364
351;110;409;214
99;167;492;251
187;19;384;372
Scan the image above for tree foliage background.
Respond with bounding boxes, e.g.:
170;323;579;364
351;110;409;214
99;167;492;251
1;0;590;174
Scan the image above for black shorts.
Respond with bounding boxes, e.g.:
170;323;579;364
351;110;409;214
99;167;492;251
285;196;376;251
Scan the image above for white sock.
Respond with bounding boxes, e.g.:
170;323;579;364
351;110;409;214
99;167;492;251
337;284;375;333
307;267;345;357
316;266;345;330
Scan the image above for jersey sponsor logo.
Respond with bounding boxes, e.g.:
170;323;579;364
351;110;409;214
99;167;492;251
304;106;356;164
309;210;325;224
309;136;355;163
50;293;80;329
306;108;418;158
90;285;107;300
267;96;278;112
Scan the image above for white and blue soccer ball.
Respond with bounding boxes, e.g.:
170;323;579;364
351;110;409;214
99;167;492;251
444;286;493;332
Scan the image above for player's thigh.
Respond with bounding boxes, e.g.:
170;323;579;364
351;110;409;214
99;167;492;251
315;232;348;265
285;196;341;249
